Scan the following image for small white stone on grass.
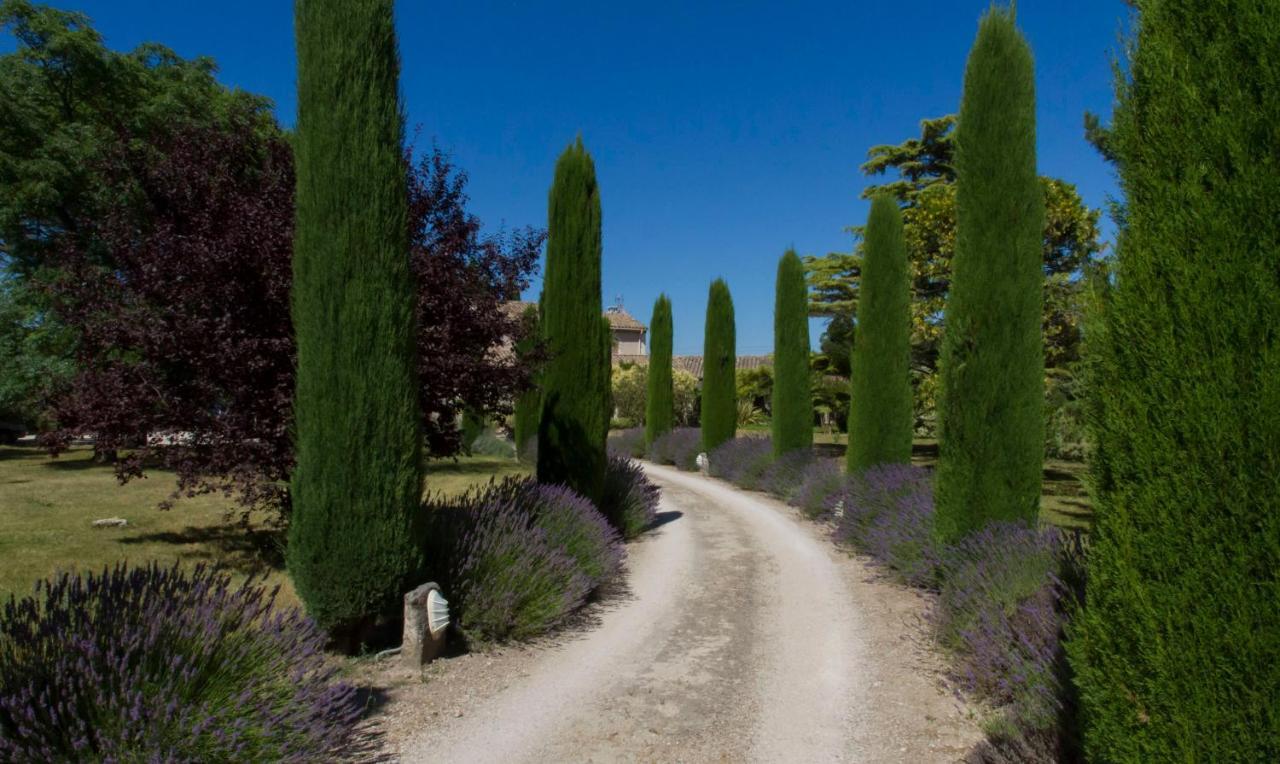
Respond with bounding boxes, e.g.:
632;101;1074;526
91;517;128;528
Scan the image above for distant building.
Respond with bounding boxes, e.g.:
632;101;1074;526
605;302;647;363
503;299;772;380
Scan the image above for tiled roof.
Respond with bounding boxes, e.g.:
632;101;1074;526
502;301;646;332
670;354;772;379
604;307;646;332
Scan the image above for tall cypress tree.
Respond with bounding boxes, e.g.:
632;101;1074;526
771;250;812;456
288;0;422;642
537;139;606;503
1067;2;1280;759
645;294;674;448
513;303;541;461
848;196;913;472
701;279;736;452
933;7;1043;542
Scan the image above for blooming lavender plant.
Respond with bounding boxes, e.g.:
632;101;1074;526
833;464;942;588
759;448;816;501
788;458;846;519
707;437;774;489
933;522;1070;733
607;427;646;460
421;477;624;643
600;456;660;539
0;564;362;762
646;427;701;470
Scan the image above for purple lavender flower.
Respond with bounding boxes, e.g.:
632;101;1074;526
0;564;362;762
646;427;701;470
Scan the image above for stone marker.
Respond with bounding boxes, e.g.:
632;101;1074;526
91;517;128;528
403;582;449;667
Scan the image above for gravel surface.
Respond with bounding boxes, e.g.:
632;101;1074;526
369;465;983;763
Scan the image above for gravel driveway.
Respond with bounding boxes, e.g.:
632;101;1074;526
387;464;981;763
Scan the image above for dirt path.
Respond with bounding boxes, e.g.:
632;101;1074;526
387;465;981;763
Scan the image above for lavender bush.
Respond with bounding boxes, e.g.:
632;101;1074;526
600;456;660;539
420;478;622;643
646;427;701;470
759;448;815;501
707;437;774;489
520;482;624;588
933;523;1071;733
607;427;646;460
0;564;362;762
788;458;845;519
833;464;942;588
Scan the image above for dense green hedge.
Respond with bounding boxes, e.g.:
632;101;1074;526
287;0;423;644
848;196;913;472
1067;1;1280;759
934;7;1044;543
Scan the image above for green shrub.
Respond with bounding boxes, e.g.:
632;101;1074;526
537;139;607;503
1067;2;1280;760
645;294;674;447
287;0;424;644
611;363;646;425
772;250;812;456
701;279;737;452
848;196;913;472
934;7;1044;542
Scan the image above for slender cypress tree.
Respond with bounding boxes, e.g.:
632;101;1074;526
701;279;736;452
771;250;812;456
645;294;674;448
537;139;606;503
848;196;913;472
513;303;541;461
933;7;1044;542
1067;2;1280;759
287;0;422;642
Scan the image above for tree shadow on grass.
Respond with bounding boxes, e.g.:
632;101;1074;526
119;524;286;574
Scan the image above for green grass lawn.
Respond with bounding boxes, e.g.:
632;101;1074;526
0;444;526;605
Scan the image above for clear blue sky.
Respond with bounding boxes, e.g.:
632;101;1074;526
6;1;1129;355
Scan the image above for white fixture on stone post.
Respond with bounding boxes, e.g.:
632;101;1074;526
403;582;449;667
696;452;709;474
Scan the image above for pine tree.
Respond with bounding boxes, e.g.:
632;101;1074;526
933;7;1043;542
1067;2;1280;759
772;250;812;456
287;0;423;643
537;138;606;503
701;279;736;452
513;303;541;461
645;294;674;448
848;196;913;472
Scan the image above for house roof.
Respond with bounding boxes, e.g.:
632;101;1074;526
670;354;772;379
502;301;647;332
604;306;646;332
